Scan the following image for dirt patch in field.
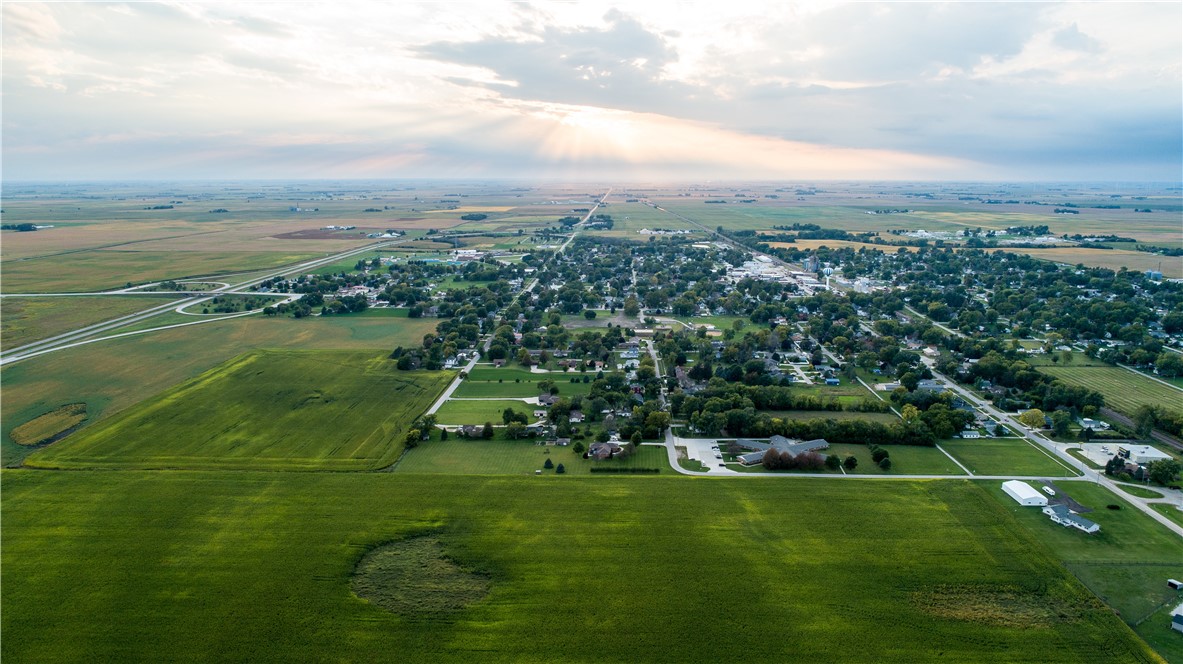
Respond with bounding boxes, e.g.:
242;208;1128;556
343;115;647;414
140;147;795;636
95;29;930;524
912;584;1095;628
351;535;490;617
10;403;87;446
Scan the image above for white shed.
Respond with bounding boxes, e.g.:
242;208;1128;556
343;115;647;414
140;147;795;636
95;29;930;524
1002;480;1048;507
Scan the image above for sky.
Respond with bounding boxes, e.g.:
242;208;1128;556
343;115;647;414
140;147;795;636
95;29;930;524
3;1;1180;181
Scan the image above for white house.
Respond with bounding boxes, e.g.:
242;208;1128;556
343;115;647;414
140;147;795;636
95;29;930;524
1002;480;1048;507
1042;505;1100;534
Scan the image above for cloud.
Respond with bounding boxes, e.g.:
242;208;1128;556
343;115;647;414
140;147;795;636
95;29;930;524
1052;23;1102;53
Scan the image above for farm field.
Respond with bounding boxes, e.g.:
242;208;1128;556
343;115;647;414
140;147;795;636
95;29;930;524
941;438;1080;477
395;438;668;475
1039;365;1183;418
985;481;1183;662
1;472;1161;663
1;314;441;467
434;399;540;424
1;250;320;293
25;350;452;471
0;295;178;348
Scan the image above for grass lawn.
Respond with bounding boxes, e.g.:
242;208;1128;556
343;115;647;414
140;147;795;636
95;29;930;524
0;472;1159;663
25;351;453;471
1039;365;1183;418
942;438;1080;477
2;314;441;466
434;399;538;424
731;442;962;475
984;481;1183;662
452;378;593;399
395;438;668;475
1114;484;1165;499
0;295;180;349
1150;502;1183;528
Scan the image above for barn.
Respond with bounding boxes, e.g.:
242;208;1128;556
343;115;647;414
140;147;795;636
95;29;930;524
1001;480;1048;507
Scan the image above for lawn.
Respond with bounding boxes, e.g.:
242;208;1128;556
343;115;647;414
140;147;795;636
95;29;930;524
0;472;1159;663
1040;365;1183;418
395;438;668;475
434;399;539;424
0;295;180;349
2;314;441;466
984;481;1183;662
453;373;593;399
730;442;962;475
941;438;1080;477
1150;502;1183;528
24;351;453;471
761;409;899;424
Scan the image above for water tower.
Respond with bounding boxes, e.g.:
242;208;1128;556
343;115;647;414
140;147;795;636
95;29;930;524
823;267;834;290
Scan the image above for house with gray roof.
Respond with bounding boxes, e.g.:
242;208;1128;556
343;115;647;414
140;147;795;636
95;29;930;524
1041;504;1100;534
734;436;830;465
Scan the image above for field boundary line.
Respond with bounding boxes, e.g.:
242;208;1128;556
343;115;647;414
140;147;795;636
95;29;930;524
935;444;973;475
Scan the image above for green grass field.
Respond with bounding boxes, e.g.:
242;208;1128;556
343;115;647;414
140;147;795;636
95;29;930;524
730;442;962;475
0;295;180;348
1;314;441;467
1040;365;1183;418
453;372;593;399
24;351;453;471
1150;503;1183;528
395;438;668;475
434;399;539;424
941;438;1080;477
1;471;1161;663
0;250;320;293
985;482;1183;662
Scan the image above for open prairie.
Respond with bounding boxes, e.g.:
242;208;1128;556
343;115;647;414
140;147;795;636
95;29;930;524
25;350;452;471
1;472;1161;663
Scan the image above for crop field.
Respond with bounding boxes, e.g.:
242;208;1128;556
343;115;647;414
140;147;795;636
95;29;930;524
25;350;452;471
395;438;668;475
0;295;178;348
1;314;440;467
985;482;1183;662
434;399;539;424
1039;365;1183;417
1;250;320;293
1;472;1160;663
941;438;1080;477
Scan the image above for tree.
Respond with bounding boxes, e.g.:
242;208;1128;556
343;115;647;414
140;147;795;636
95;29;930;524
505;422;526;439
572;441;586;454
584;309;597;320
623;296;640;317
440;428;449;441
870;447;889;463
843;455;858;470
404;429;421;449
1134;405;1156;439
878;457;892;470
900;404;920;423
544;457;554;469
1050;410;1072;438
1156;352;1183;378
825;454;841;470
1147;459;1181;486
630;431;643;445
555;463;566;474
481;422;495;439
1017;409;1046;429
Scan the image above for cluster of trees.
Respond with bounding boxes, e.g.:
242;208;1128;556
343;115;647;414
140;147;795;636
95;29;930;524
1;223;37;232
1106;454;1181;486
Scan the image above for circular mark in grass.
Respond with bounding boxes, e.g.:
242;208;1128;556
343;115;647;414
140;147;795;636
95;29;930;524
351;536;490;616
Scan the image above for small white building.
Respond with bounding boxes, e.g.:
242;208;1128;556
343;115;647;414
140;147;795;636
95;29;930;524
1118;445;1173;465
1002;480;1048;507
961;430;981;439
